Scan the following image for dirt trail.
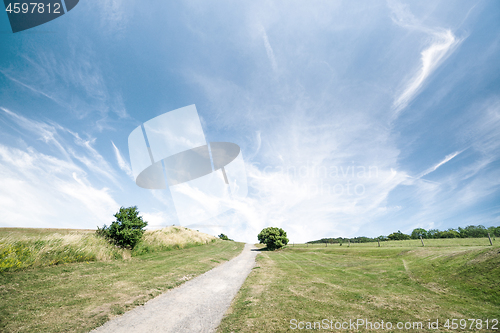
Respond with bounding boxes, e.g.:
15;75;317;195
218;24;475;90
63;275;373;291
91;243;258;333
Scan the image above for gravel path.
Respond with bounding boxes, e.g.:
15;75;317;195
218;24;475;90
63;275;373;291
91;243;258;333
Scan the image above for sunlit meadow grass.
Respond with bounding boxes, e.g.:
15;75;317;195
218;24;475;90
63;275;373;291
0;230;124;272
0;227;243;332
132;226;217;255
218;239;499;333
298;237;495;248
0;226;217;273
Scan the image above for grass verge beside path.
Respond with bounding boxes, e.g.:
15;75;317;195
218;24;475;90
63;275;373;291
0;240;244;333
218;241;499;333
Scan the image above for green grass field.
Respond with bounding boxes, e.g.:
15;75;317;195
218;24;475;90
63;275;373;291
0;228;244;332
218;239;499;332
296;237;496;248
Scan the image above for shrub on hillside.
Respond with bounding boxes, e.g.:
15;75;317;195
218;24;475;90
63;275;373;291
258;227;289;250
218;233;233;241
97;206;148;249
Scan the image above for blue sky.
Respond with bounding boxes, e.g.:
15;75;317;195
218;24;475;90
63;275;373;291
0;0;499;243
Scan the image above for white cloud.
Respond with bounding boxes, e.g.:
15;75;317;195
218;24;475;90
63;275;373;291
0;70;69;109
0;107;120;186
388;0;463;116
1;107;71;159
142;211;170;229
186;19;414;241
1;1;493;243
393;30;460;115
390;99;500;231
417;150;463;178
0;144;119;229
0;108;129;229
258;23;278;73
111;141;134;179
1;47;128;129
178;1;499;242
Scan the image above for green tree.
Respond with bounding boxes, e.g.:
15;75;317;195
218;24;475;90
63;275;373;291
258;227;289;250
411;228;428;239
427;229;440;239
439;229;460;238
458;225;488;238
488;226;500;237
97;206;148;249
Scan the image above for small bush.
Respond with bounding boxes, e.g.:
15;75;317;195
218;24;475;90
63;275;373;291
218;233;233;241
97;206;148;249
258;227;289;250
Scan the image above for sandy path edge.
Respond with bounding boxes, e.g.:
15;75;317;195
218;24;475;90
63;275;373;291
90;243;258;333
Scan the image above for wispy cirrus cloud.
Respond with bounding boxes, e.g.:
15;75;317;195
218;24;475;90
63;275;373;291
416;150;463;179
1;107;120;186
258;23;278;74
0;70;70;110
182;0;497;242
388;0;463;116
390;98;500;231
111;141;134;179
0;107;71;159
0;47;128;130
2;0;496;242
0;107;174;230
0;143;120;229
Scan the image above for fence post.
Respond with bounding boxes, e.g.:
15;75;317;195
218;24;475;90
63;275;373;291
488;233;493;246
377;239;380;247
420;235;425;247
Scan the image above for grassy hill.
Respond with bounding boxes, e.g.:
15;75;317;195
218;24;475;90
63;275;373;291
0;226;216;273
0;227;243;332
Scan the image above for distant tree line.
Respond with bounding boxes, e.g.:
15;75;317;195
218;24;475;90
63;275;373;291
307;225;500;244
